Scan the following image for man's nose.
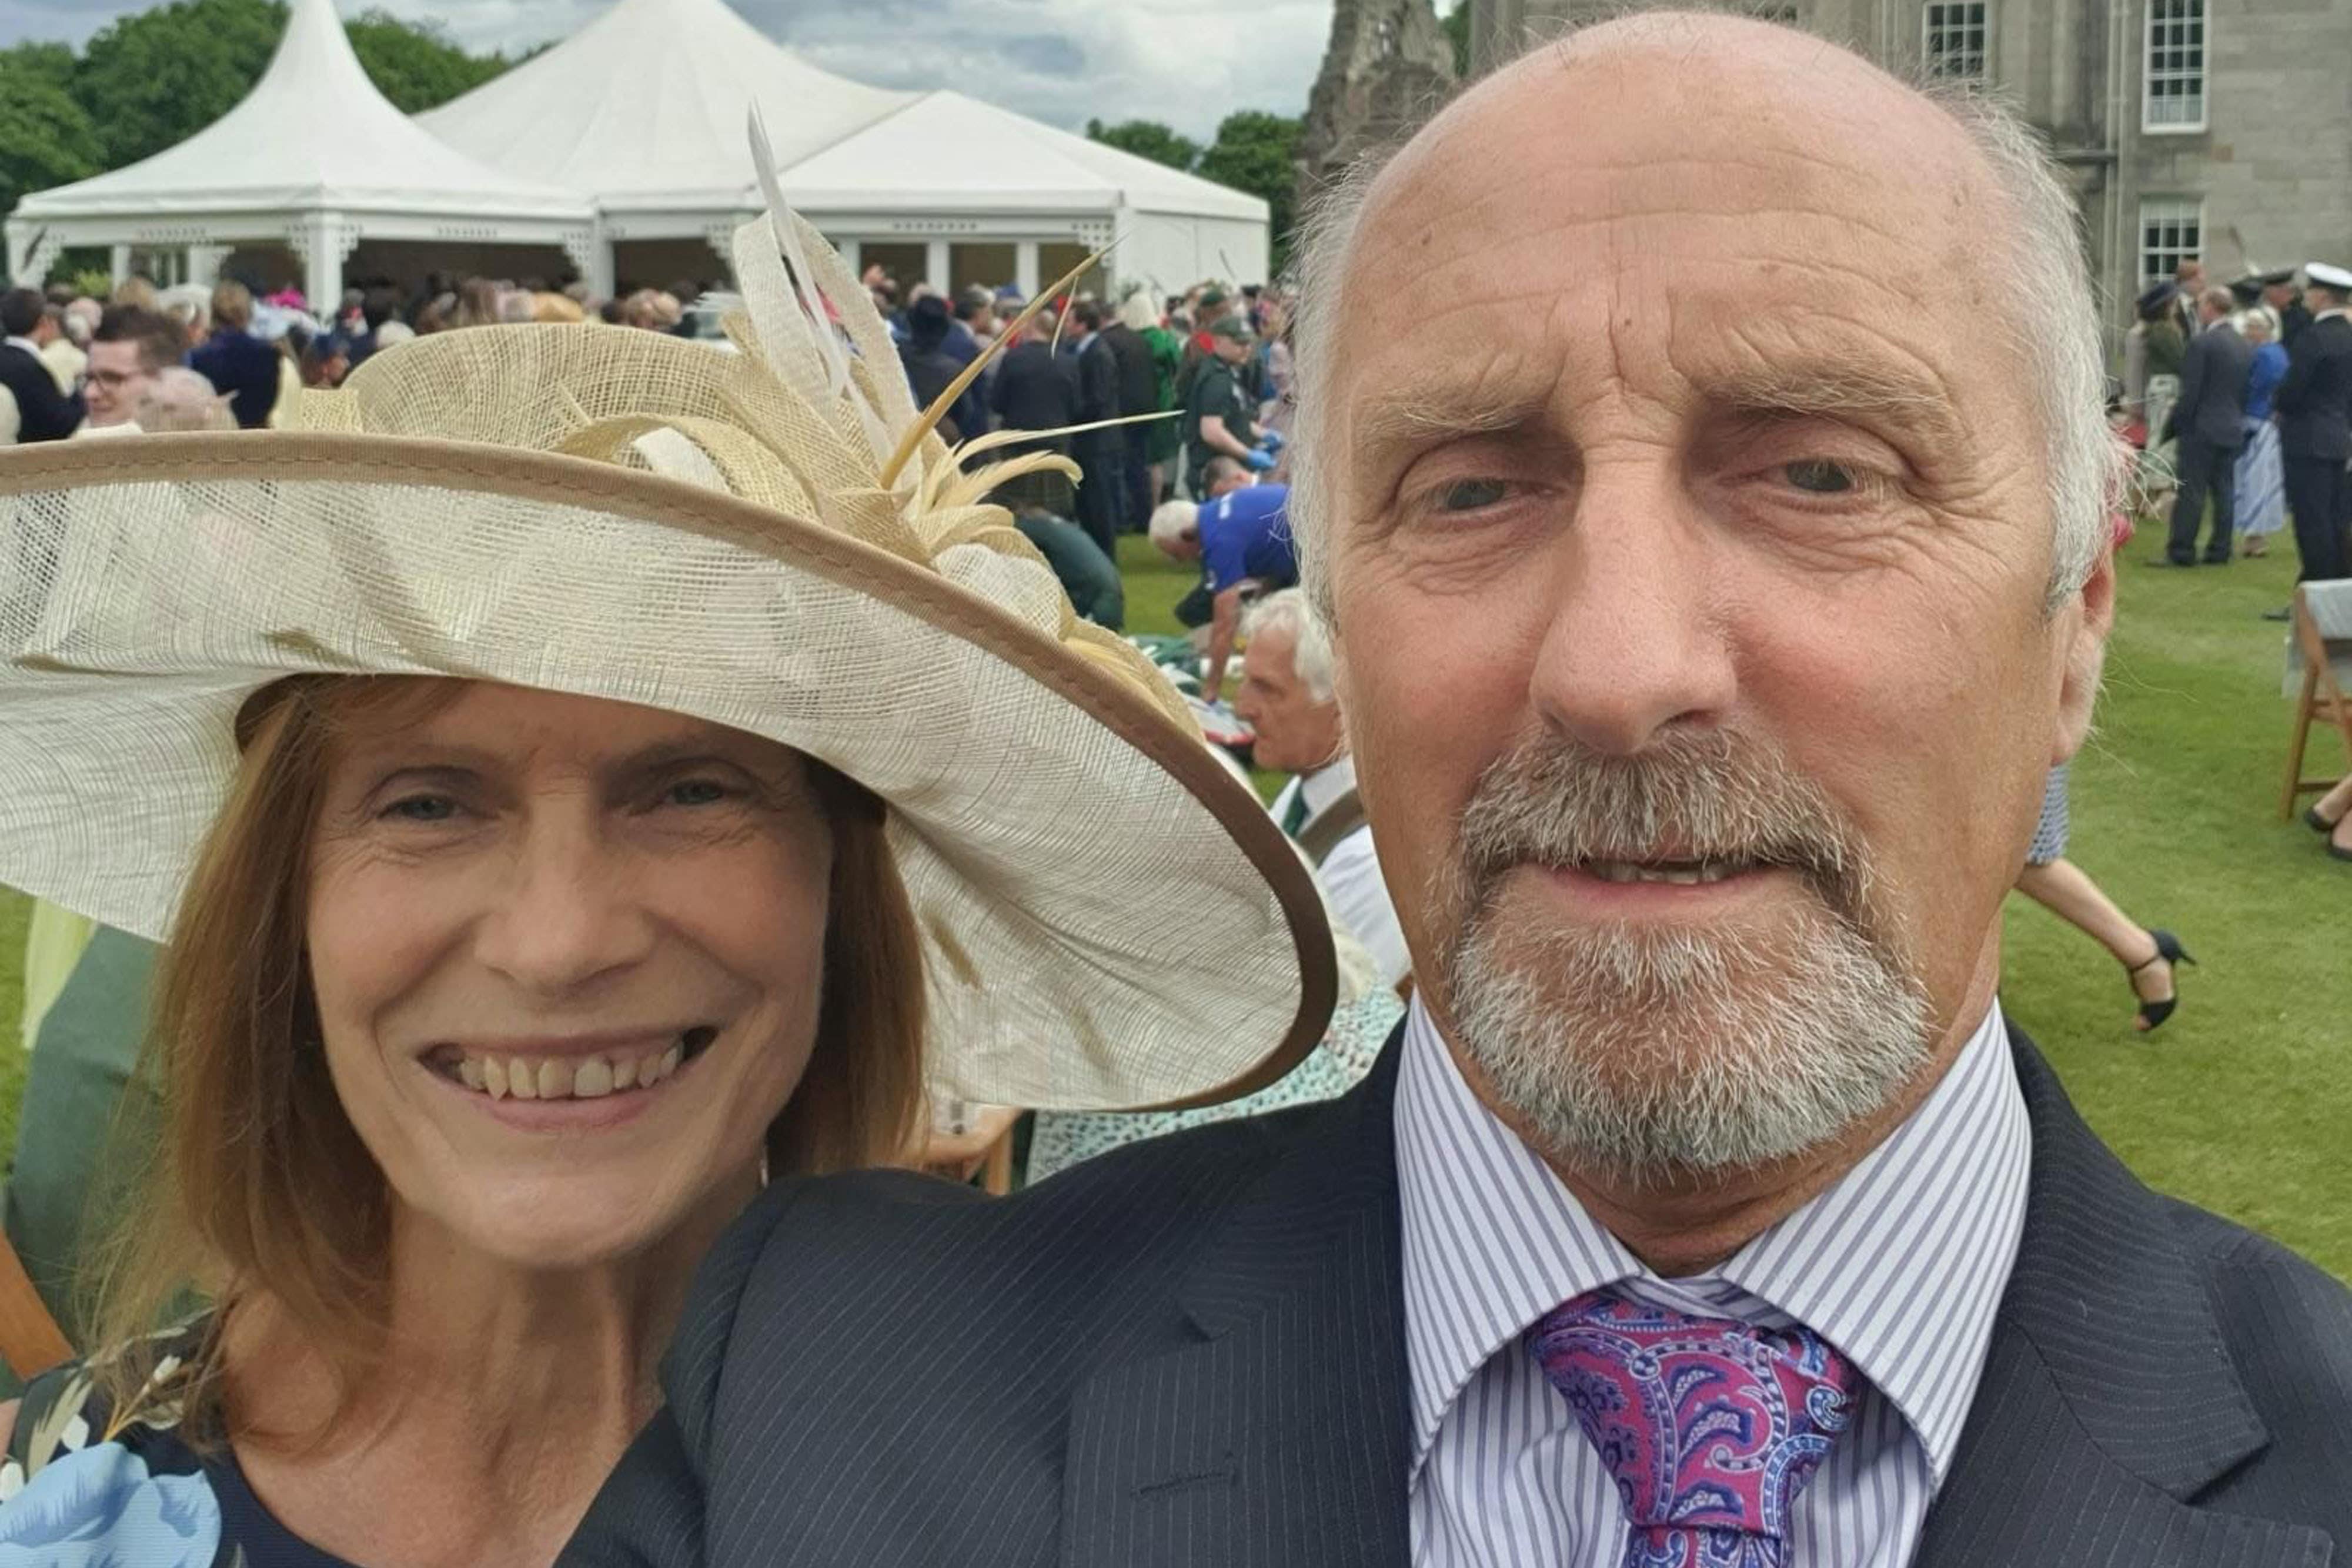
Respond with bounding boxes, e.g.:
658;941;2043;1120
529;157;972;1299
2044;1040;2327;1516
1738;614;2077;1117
1528;463;1736;756
471;812;658;996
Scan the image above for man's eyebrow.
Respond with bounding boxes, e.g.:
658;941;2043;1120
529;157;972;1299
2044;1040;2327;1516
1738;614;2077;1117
1349;380;1559;460
1705;361;1965;442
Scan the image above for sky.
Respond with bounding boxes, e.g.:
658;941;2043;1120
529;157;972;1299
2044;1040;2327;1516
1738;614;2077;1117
0;0;1357;142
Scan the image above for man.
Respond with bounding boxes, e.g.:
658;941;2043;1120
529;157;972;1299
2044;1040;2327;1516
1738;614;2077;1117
2274;261;2352;591
2173;258;2207;340
897;295;985;445
1237;587;1408;988
987;309;1082;517
0;288;85;442
566;15;2352;1567
188;279;282;430
2161;286;2254;566
1100;292;1162;532
1008;502;1125;630
2264;269;2314;346
1148;459;1296;696
1065;299;1130;559
1181;316;1274;495
83;305;185;429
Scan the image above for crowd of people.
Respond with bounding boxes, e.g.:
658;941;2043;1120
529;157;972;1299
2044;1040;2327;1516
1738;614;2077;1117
0;9;2345;1567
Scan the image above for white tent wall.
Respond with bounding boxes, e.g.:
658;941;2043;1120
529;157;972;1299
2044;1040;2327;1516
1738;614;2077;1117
1115;211;1274;299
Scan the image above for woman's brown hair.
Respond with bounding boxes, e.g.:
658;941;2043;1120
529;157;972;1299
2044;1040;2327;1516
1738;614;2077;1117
88;674;926;1427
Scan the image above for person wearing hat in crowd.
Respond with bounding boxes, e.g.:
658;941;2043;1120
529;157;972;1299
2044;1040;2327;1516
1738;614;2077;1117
1181;316;1275;498
2273;260;2352;600
2123;279;2187;513
0;145;1331;1566
2263;270;2313;347
897;294;985;447
2157;286;2253;567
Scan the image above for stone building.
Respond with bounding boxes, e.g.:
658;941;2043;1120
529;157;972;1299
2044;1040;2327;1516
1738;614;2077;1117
1465;0;2352;348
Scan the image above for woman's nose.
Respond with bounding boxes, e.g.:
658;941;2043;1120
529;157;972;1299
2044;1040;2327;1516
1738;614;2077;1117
470;815;658;995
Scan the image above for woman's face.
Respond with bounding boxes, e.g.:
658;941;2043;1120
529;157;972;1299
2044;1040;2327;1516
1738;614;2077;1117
307;681;833;1271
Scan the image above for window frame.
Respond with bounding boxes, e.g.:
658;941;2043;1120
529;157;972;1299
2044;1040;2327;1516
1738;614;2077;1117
2137;196;2205;293
2142;0;2209;136
1921;1;1991;85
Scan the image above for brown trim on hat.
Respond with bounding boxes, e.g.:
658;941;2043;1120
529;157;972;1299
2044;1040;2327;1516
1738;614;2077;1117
0;432;1335;1108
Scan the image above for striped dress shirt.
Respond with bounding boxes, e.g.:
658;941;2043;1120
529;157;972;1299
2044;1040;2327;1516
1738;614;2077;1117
1397;994;2031;1567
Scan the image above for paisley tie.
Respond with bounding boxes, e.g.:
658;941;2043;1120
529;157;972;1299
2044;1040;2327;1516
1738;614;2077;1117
1529;1291;1859;1568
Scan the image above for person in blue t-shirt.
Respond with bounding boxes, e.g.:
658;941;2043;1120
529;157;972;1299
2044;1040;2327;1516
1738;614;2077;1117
1148;461;1296;697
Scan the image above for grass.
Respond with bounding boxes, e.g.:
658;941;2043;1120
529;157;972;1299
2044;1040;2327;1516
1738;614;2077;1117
1;539;2343;1278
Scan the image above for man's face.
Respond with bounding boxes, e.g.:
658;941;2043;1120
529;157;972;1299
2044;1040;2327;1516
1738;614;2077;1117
85;342;155;427
1323;22;2110;1180
1214;334;1251;366
2265;283;2298;312
1234;624;1344;776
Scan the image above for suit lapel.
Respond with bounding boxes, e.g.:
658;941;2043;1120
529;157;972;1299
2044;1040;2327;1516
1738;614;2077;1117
1060;1032;1412;1568
1916;1031;2331;1568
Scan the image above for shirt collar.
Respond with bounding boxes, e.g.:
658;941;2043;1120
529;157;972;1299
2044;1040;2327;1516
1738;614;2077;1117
4;336;41;357
1394;992;2027;1487
1298;752;1357;816
2317;308;2350;324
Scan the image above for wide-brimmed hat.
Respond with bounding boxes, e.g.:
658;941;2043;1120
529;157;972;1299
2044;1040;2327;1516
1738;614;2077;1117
0;136;1334;1113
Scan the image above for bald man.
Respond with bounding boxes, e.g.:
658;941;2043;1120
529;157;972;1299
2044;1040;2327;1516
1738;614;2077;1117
564;15;2352;1567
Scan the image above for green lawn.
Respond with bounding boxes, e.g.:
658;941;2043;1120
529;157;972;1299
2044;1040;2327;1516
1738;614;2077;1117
1;540;2344;1277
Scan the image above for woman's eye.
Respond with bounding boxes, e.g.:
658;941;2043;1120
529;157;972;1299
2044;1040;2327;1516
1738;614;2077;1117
663;778;731;808
382;794;459;823
1783;459;1859;494
1435;478;1512;512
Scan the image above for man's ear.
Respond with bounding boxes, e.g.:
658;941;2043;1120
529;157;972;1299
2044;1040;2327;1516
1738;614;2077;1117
2054;546;2116;763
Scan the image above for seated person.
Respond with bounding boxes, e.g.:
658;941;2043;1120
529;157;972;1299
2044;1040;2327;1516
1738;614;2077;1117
1148;460;1296;696
1234;589;1409;988
0;165;1328;1566
1008;504;1125;630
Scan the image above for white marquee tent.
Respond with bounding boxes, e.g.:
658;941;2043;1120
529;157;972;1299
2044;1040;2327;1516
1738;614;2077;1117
5;0;593;306
420;0;1270;298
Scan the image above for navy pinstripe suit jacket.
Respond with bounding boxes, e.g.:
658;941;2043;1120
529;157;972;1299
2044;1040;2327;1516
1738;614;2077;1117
562;1025;2352;1567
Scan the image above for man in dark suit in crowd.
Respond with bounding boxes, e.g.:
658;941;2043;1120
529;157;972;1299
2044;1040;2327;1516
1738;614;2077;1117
2163;285;2256;565
2274;261;2352;590
563;15;2352;1568
986;306;1082;516
0;287;85;442
1065;299;1129;560
2264;269;2314;347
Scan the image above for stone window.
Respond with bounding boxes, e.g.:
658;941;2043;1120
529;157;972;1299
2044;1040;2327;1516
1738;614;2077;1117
2144;0;2207;132
1923;2;1989;82
2138;198;2203;289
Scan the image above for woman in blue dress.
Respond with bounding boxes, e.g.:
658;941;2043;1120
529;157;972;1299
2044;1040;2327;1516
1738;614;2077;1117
2234;305;2290;556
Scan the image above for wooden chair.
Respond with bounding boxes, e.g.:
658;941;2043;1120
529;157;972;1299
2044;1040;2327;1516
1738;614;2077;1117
2280;581;2352;820
0;1224;72;1386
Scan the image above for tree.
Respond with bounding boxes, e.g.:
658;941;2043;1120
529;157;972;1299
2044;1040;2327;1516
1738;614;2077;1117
0;48;103;220
1195;111;1303;273
1085;118;1200;173
346;9;511;113
1440;1;1471;76
72;0;287;169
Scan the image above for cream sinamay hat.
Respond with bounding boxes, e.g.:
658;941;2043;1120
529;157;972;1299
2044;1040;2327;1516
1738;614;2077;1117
0;127;1334;1113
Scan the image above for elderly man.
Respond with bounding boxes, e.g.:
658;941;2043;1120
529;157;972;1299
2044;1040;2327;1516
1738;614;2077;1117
564;15;2352;1568
1238;588;1408;988
1150;461;1297;696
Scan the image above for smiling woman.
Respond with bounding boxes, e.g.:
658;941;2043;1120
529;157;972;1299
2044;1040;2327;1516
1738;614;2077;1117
0;124;1329;1568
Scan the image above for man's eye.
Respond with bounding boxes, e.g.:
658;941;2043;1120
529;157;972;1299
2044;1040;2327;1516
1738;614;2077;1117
663;778;730;807
1783;459;1858;494
1435;479;1511;511
382;794;459;823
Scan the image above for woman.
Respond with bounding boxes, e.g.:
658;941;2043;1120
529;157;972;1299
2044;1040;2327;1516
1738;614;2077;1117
2235;305;2290;556
2306;775;2352;865
2125;280;2187;519
0;160;1331;1566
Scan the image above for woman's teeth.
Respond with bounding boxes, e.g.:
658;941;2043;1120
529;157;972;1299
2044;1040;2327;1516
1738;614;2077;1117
453;1040;686;1101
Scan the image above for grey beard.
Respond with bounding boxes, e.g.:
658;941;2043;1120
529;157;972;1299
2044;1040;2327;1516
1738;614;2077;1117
1434;731;1935;1185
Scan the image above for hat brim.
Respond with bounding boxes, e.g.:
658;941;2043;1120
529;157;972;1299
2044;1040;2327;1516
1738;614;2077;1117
0;434;1336;1112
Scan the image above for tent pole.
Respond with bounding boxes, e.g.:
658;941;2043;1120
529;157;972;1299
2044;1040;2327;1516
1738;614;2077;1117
1015;241;1040;300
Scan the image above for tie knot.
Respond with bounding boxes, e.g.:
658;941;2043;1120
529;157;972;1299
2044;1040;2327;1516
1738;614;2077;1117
1530;1292;1857;1563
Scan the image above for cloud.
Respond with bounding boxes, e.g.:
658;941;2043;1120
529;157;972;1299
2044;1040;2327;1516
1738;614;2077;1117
0;0;1335;143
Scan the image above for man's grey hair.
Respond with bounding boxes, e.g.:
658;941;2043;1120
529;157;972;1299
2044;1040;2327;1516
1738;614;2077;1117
1285;8;2122;624
1244;587;1338;704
